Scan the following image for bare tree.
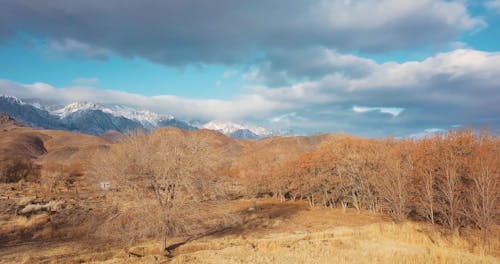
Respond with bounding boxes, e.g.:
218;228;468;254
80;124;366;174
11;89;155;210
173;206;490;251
373;139;412;222
434;130;474;231
468;130;499;232
88;129;227;245
414;138;439;224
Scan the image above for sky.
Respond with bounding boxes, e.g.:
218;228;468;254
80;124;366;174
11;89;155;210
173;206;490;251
0;0;499;137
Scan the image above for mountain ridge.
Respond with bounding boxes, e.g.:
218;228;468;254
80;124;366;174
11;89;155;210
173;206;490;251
0;95;286;139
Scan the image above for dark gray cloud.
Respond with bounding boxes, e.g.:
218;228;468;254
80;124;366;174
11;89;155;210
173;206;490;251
0;0;482;65
0;0;495;137
244;48;377;86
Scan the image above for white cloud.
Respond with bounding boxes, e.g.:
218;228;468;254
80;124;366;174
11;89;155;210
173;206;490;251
1;48;499;136
352;106;404;117
46;38;111;60
408;128;446;138
248;48;500;135
269;112;306;123
485;0;500;13
0;79;289;121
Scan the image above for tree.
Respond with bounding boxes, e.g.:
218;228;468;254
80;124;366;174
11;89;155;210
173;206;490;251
467;129;499;232
434;130;474;230
88;129;226;244
373;139;413;222
414;137;439;224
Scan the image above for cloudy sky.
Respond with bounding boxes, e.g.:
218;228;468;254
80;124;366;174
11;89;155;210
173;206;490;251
0;0;499;137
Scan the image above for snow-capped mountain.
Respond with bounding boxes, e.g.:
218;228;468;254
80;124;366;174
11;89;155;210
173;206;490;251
0;95;65;130
0;95;283;139
52;102;176;130
53;101;103;117
202;120;270;136
200;120;285;139
0;96;195;135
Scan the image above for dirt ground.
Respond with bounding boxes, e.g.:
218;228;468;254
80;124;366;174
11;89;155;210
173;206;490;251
1;199;498;264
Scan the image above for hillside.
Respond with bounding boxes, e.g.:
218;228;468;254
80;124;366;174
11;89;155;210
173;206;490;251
0;115;498;263
1;199;497;263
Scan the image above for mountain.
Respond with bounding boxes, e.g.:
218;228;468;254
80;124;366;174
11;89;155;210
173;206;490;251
52;102;184;130
228;129;261;139
60;109;144;135
201;120;273;138
0;113;22;129
0;96;195;135
0;95;282;139
0;95;66;130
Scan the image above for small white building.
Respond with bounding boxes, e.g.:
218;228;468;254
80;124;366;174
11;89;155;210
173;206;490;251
100;181;111;191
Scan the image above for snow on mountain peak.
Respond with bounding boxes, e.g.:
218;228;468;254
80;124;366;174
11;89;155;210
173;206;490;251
52;102;174;128
201;120;271;137
0;94;25;105
106;105;174;128
54;102;104;117
0;96;286;139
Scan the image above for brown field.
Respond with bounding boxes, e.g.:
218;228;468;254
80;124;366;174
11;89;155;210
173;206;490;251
1;199;498;263
0;114;498;263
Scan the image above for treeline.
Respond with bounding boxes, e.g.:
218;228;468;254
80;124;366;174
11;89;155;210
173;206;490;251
86;128;498;244
250;129;499;232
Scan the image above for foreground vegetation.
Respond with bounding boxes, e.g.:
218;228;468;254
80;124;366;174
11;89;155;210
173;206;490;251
0;119;498;262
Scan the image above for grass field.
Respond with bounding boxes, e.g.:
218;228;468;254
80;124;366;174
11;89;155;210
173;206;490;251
1;199;498;263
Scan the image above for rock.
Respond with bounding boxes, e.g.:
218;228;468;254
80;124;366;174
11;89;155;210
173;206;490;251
20;204;44;215
128;246;146;257
18;196;36;206
47;200;64;212
18;200;65;215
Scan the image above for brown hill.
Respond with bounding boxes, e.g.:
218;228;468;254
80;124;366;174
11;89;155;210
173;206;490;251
0;116;337;188
0;114;22;130
0;115;498;263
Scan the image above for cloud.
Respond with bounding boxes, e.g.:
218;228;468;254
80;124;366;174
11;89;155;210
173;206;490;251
1;48;499;137
352;106;404;117
269;112;306;125
485;0;500;13
408;128;446;139
0;0;483;66
0;79;289;121
245;48;378;86
46;38;111;60
250;49;500;136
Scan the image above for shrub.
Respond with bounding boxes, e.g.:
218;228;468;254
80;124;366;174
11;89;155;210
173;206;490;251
0;158;39;183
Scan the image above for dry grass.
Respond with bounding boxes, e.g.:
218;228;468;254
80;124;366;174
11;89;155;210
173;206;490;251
170;218;498;264
0;121;498;263
1;199;497;264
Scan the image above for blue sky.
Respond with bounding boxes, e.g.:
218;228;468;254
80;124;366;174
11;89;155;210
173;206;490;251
0;36;244;99
0;0;499;137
